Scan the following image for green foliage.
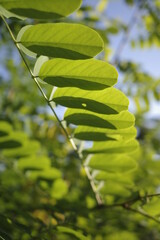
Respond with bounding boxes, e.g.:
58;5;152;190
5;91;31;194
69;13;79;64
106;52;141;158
0;0;160;239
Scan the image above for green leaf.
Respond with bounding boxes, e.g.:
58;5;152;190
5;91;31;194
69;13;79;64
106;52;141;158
57;226;89;240
95;171;134;187
0;139;22;149
51;179;68;200
64;109;135;129
107;231;138;240
0;132;24;149
0;121;12;137
0;0;82;19
18;155;50;170
83;139;139;154
53;87;129;114
29;168;61;181
37;58;117;90
73;126;137;141
0;132;27;142
33;56;49;77
87;154;137;173
143;198;160;216
17;23;104;59
0;4;25;19
100;181;132;197
3;140;40;157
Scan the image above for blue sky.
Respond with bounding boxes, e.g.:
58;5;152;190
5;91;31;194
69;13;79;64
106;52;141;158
107;0;160;78
104;0;160;117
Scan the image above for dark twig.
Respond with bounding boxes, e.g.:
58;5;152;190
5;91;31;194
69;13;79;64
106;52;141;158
123;205;160;224
93;192;160;224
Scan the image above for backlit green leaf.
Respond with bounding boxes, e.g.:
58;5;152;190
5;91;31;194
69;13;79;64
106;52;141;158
18;155;50;170
17;23;104;59
51;179;68;200
107;231;138;240
74;126;137;141
84;139;139;154
37;58;117;90
64;109;135;129
0;121;12;137
0;132;24;149
87;154;137;173
0;0;82;19
95;171;134;187
100;181;132;197
53;87;129;114
143;198;160;216
57;226;89;240
29;168;61;181
0;139;22;149
3;140;40;157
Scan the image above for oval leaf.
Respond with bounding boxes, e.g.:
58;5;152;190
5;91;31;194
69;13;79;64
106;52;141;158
29;168;61;181
0;132;25;149
73;126;137;141
37;58;117;90
57;226;88;240
95;171;134;186
64;109;135;129
100;182;132;197
17;23;104;59
0;0;82;19
3;140;40;158
84;139;139;154
53;87;129;114
87;154;137;173
18;156;50;170
0;121;12;137
0;139;22;149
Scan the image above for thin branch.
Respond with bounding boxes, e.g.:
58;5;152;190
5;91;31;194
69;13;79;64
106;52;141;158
123;205;160;224
93;192;160;224
94;192;160;210
1;15;103;205
146;193;160;198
